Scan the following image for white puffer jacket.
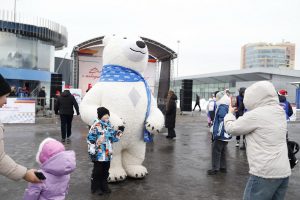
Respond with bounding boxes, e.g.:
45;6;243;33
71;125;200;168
224;81;291;178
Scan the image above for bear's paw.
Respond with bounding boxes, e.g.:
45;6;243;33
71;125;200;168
124;165;148;179
108;167;127;182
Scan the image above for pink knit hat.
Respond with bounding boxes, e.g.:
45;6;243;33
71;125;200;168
36;138;65;164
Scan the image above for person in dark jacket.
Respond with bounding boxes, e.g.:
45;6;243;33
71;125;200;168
235;87;246;149
55;89;80;143
193;94;201;111
9;86;16;97
278;89;293;121
165;91;177;139
37;86;46;115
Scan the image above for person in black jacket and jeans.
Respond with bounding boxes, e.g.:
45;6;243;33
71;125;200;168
165;91;178;139
55;90;80;143
235;87;246;149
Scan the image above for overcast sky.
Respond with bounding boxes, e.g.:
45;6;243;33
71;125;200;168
1;0;300;76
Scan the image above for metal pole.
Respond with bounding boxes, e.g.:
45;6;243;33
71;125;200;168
14;0;16;22
177;40;180;78
56;53;68;73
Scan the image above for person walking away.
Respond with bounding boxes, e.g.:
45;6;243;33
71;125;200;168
9;86;16;97
165;91;177;139
193;94;201;111
224;81;291;200
278;89;293;121
87;107;123;195
0;74;40;183
55;89;80;143
37;86;46;116
23;138;76;200
207;92;218;127
235;87;246;149
206;97;213;127
207;91;231;175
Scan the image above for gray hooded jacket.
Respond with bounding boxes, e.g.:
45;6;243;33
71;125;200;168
224;81;291;178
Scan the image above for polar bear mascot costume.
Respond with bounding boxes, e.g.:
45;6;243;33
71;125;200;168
80;35;165;182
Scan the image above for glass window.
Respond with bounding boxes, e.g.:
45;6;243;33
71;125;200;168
0;32;54;72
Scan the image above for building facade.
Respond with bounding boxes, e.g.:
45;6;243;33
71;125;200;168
0;10;67;97
241;42;295;69
174;68;300;104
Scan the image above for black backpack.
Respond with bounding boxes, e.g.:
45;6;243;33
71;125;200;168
287;140;299;169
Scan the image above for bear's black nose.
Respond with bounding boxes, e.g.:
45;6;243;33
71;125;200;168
136;41;146;49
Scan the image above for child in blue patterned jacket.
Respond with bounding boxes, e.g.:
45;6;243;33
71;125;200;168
87;107;124;195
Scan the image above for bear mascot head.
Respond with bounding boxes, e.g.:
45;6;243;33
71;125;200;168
102;35;149;74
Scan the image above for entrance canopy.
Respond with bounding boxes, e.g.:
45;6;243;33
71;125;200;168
72;36;177;108
73;36;177;61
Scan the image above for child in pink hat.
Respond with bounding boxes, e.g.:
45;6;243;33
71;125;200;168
23;138;76;200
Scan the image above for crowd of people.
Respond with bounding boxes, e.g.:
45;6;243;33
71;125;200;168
165;81;298;199
1;72;299;199
203;81;297;200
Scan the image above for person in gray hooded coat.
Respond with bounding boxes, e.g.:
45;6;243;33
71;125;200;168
224;81;291;200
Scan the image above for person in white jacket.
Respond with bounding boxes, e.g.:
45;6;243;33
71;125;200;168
224;81;291;200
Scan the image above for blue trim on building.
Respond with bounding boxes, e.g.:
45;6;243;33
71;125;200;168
0;67;51;82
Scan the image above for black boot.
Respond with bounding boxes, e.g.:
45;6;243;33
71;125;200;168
91;177;97;194
101;181;111;194
240;141;246;150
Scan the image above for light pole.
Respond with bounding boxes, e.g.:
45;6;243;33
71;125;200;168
177;40;180;78
14;0;17;22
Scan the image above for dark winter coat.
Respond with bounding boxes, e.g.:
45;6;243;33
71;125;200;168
165;94;177;128
236;88;246;118
196;95;200;104
54;90;80;115
38;90;46;107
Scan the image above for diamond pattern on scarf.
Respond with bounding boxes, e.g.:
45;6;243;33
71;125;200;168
129;87;141;107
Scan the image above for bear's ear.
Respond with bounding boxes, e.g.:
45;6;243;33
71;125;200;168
102;34;116;46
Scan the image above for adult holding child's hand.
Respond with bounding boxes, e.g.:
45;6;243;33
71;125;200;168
0;74;40;183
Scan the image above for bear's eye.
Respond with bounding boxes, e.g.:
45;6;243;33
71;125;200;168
123;37;127;39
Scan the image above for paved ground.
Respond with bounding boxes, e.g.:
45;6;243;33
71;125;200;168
0;112;299;200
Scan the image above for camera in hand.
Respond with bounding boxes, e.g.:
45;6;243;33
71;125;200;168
231;96;237;107
118;126;125;132
34;171;46;180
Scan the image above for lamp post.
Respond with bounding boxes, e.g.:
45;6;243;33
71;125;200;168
177;40;180;78
14;0;17;22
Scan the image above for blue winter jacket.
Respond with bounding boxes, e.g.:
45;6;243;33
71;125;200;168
213;104;232;141
87;120;120;161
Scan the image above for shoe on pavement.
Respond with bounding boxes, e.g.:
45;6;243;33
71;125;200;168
98;190;104;196
220;168;227;173
207;169;218;175
240;145;246;150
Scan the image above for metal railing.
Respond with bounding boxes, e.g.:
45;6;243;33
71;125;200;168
35;97;57;118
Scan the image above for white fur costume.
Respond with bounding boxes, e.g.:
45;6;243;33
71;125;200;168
80;35;164;182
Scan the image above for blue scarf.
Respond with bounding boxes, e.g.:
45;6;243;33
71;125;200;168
99;64;152;143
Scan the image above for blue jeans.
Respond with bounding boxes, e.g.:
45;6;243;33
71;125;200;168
243;175;289;200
